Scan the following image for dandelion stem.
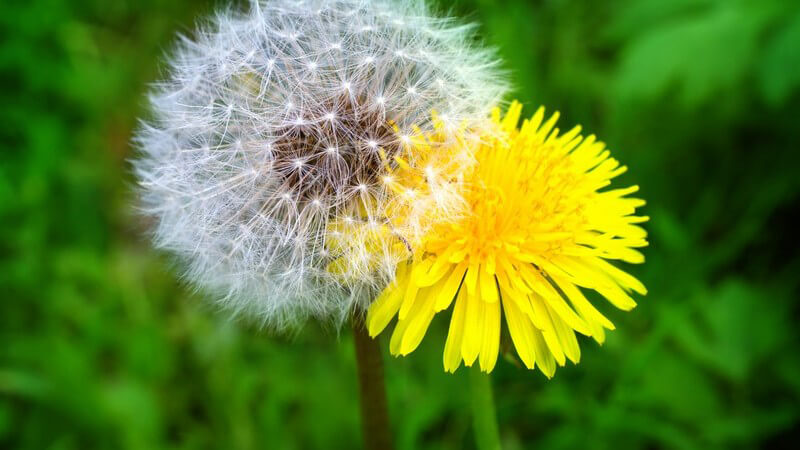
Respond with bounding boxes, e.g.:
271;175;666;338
469;367;502;450
352;316;393;450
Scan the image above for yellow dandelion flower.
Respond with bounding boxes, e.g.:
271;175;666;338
367;101;648;376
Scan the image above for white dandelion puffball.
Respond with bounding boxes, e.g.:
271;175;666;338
133;0;507;329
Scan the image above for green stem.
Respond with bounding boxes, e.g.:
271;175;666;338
469;367;502;450
352;316;393;450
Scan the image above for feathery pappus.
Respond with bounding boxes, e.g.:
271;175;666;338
132;0;507;329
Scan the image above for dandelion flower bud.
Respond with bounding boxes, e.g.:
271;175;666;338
132;0;507;328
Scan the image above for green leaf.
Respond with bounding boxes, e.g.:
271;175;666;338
615;3;771;106
759;10;800;105
672;280;789;382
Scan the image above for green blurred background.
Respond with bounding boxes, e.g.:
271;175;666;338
2;0;800;448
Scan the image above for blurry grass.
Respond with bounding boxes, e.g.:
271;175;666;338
1;0;799;448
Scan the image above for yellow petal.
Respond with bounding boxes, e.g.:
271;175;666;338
367;264;410;336
521;267;591;336
478;299;501;372
443;288;468;372
479;269;499;303
584;256;647;295
551;276;614;344
435;262;466;311
398;275;420;320
464;263;479;296
411;256;452;287
531;327;556;378
529;294;566;366
398;288;437;355
501;295;536;369
597;282;638;311
550;311;580;364
367;286;403;337
461;291;484;366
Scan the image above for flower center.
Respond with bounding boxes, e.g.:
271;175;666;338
270;94;402;211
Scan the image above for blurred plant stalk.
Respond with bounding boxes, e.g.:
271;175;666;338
353;317;393;450
470;368;502;450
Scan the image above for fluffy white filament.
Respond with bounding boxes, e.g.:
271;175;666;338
133;0;507;329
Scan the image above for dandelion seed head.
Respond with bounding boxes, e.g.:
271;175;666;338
133;0;506;329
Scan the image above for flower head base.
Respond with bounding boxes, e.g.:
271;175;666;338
133;0;505;328
367;101;648;376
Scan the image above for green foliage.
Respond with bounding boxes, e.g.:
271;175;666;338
2;0;799;448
